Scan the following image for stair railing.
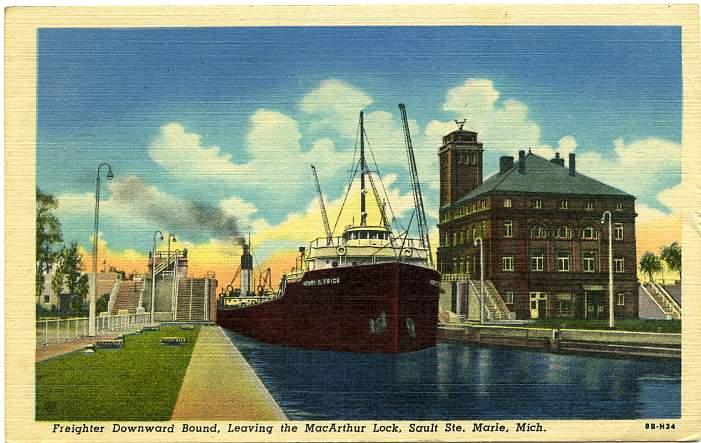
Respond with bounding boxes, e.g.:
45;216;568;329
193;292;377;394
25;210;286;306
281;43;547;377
648;283;681;318
640;283;674;319
484;281;513;320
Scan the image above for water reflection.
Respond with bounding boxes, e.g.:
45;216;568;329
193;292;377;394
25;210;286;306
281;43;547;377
226;332;680;420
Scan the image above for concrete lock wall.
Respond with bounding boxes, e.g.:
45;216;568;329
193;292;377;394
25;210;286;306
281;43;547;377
468;325;681;346
467;283;481;321
143;277;176;317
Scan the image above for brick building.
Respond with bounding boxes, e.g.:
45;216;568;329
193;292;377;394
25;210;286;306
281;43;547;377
436;128;638;320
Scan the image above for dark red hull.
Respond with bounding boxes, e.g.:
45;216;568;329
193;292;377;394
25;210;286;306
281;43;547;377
217;262;440;353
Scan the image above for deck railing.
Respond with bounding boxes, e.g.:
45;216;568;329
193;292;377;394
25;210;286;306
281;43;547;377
36;312;152;347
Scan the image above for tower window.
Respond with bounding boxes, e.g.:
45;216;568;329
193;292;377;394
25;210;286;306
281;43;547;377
504;220;513;238
614;223;623;240
617;293;626;306
502;256;514;272
614;258;625;273
616;201;623;211
586;201;594;211
504;198;512;208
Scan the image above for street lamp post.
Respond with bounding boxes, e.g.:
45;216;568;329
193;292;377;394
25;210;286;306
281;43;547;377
90;163;113;336
167;234;177;274
171;249;180;321
601;211;614;328
474;237;485;324
151;231;164;324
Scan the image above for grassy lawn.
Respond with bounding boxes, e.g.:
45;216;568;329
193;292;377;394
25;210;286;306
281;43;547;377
36;325;199;421
525;318;681;333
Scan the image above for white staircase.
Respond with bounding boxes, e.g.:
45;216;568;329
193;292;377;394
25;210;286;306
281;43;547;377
640;282;681;320
469;279;515;321
640;283;682;320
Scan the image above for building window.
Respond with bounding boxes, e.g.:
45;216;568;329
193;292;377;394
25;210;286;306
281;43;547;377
556;293;573;317
453;232;458;246
614;258;625;273
582;251;597;272
44;295;50;303
530;250;544;272
443;233;449;246
614;223;623;240
617;293;625;306
529;225;547;239
582;226;598;240
588;304;594;312
557;251;571;272
597;305;605;313
459;230;465;245
464;228;471;243
504;220;513;238
472;227;479;240
560;200;568;209
504;291;514;304
504;198;512;208
556;226;572;239
533;199;542;209
586;201;594;211
616;201;623;211
480;199;486;209
502;256;514;272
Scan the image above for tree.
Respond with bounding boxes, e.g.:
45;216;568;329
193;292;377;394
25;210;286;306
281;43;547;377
36;188;63;299
61;242;85;296
660;242;682;282
639;251;662;283
50;243;86;314
50;248;66;301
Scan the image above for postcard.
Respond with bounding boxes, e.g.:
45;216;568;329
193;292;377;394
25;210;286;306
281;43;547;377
5;5;701;442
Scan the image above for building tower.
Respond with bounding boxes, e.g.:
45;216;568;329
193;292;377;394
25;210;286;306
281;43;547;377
438;125;484;207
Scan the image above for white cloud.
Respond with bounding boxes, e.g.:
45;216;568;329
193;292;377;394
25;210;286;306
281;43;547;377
438;78;542;151
299;79;373;138
577;137;681;202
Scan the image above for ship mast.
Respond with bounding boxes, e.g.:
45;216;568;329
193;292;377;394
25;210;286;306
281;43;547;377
359;111;367;227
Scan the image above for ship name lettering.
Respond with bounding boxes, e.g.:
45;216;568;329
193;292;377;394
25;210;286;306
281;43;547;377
304;423;367;433
303;277;340;286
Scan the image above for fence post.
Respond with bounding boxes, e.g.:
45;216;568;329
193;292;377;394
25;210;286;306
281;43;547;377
44;321;48;346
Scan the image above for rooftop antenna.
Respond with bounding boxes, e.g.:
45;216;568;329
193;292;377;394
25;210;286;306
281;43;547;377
454;119;466;131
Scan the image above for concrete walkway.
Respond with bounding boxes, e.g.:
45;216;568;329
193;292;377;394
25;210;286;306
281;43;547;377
171;326;286;420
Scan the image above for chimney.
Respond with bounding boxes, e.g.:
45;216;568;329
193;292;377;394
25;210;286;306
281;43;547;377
518;150;526;174
569;153;576;176
550;152;565;167
499;156;514;174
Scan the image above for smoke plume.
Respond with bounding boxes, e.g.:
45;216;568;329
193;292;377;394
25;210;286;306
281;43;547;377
109;176;239;240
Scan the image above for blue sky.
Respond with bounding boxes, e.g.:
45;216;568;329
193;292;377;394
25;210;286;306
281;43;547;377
37;26;682;262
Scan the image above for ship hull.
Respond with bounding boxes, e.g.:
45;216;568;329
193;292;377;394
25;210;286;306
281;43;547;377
217;262;440;353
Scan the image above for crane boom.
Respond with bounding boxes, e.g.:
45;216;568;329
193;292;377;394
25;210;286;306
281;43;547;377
310;164;333;245
398;104;433;267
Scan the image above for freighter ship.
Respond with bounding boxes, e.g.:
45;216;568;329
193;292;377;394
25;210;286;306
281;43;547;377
217;106;440;353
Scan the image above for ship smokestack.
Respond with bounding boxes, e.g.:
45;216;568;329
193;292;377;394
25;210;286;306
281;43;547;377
240;241;253;296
